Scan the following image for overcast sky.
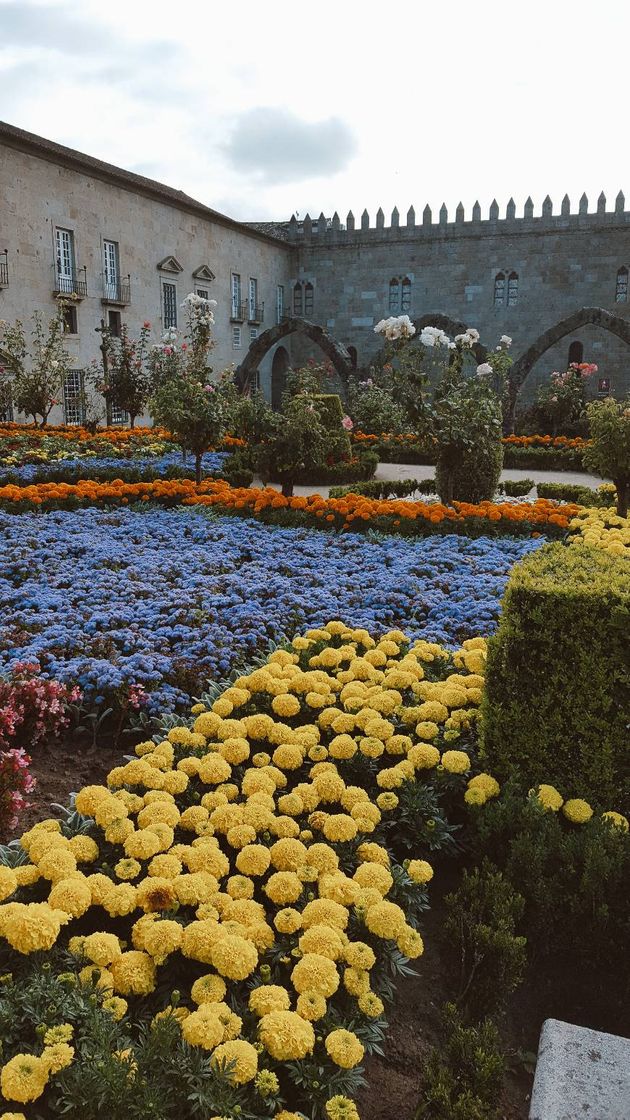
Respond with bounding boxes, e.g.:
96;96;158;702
0;0;627;224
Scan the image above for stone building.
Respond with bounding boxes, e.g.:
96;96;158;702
1;119;629;425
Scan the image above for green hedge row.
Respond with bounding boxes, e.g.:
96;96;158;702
328;477;436;499
481;543;630;808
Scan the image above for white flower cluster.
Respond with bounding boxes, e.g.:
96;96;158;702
161;327;178;344
476;362;494;376
420;326;455;349
454;327;480;349
182;291;216;328
374;314;416;340
495;334;512;351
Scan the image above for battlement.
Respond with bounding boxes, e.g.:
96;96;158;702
282;193;630;243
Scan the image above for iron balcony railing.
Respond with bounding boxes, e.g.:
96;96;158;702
53;269;88;298
102;276;131;304
0;251;8;287
230;301;248;322
248;303;264;323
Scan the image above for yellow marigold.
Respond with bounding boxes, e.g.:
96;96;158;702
73;785;113;817
0;1055;48;1103
364;900;406;939
344;941;375;971
397;926;424;958
182;1006;224;1050
212;934;258;980
123;830;162;861
198;755;232;786
277;792;304;816
82;932;121;967
274;907;302;934
102;996;128;1021
14;865;40;888
414;721;439;741
48;876;92;918
110;951;156;996
440;750;471;774
36;849;77;883
232;844;269;878
271;694;301;718
296;990;327;1021
323;814;358;843
0;902;68;954
602;811;629;832
376;792;399;811
291;953;339;997
43;1024;73;1046
356;841;390;867
299;924;345;961
343;966;370;996
325;1095;361;1120
248;984;291;1017
536;784;564;812
270;838;308;871
264;871;303;905
563;799;593;825
406;860;434;885
358;991;384;1018
41;1043;74;1074
143;920;183;963
0;867;18;902
258;1010;315;1060
190;973;227;1005
181;919;222;963
325;1028;364;1069
353;862;393;896
147;853;182;879
68;835;99;863
102;883;138;918
467;774;500;800
211;1040;258;1084
161;771;188;795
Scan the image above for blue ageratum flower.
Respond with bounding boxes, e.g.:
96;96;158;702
0;508;544;713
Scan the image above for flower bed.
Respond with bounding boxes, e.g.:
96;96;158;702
350;431;589;471
0;623;626;1119
0;508;541;717
0;450;228;486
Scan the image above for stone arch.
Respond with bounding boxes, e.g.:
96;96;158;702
371;313;488;370
271;346;290;411
505;306;630;431
234;317;353;393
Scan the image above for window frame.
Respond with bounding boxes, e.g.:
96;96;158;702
103;239;119;299
55;227;75;284
232;325;242;349
615;266;628;303
231;273;242;318
304;281;314;318
493;271;506;308
276;284;284;324
389;278;401;313
63;368;86;426
162;280;178;329
507;271;519;307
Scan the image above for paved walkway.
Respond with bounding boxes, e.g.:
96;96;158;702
253;463;605;500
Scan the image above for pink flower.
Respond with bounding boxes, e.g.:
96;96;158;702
341;415;354;430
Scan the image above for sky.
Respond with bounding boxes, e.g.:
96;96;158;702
0;0;627;225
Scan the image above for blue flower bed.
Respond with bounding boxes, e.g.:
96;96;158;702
0;508;544;713
0;450;228;485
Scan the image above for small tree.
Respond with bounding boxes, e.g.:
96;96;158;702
0;306;74;426
256;394;330;496
584;397;630;516
97;322;152;428
531;361;598;436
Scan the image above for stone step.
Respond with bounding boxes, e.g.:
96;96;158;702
529;1018;630;1120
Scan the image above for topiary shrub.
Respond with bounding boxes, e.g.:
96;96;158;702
435;440;503;505
496;478;534;498
481;543;630;807
536;481;605;505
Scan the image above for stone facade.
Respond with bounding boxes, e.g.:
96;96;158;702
0;122;294;424
1;118;629;424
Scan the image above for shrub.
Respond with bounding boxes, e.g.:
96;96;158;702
264;447;378;488
0;661;81;751
502;444;585;471
536;480;604;505
481;543;630;806
584;397;630;517
433;364;504;505
0;747;35;839
496;479;533;497
443;860;526;1021
346;377;407;435
329;477;436;500
416;1003;505;1120
436;440;503;506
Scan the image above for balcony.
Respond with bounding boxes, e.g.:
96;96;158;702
0;250;8;288
53;268;88;299
230;301;248;322
248;303;265;324
102;276;131;306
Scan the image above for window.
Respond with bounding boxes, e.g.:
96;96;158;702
110;405;130;425
63;369;85;425
250;327;258;341
162;282;177;328
250;371;261;392
231;273;242;318
103;239;119;300
568;340;584;365
615;266;628;303
507;272;519;306
248;278;258;320
389;279;400;313
232;326;242;349
347;345;358;370
108;309;122;337
493;272;506;307
293;282;303;316
196;288;209;300
304;282;314;317
62;304;78;334
55;227;75;290
276;284;284;324
401;277;412;312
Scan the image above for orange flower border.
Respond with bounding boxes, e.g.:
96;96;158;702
352;430;590;451
0;476;579;539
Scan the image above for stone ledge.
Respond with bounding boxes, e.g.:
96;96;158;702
529;1018;630;1120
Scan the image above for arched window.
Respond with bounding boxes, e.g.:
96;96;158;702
615;266;628;303
347;345;358;370
293;282;303;316
568;340;584;365
401;277;412;312
507;271;519;306
493;272;505;307
389;278;400;313
304;282;314;317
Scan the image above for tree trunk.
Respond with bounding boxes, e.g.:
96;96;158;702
195;452;202;486
615;478;628;518
130;414;136;429
281;478;294;497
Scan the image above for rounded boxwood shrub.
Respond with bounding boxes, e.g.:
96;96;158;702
436;441;503;505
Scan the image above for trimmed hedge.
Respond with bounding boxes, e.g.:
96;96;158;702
328;477;436;500
497;479;534;497
481;543;630;808
436;440;503;505
537;481;607;506
267;448;378;486
502;445;585;471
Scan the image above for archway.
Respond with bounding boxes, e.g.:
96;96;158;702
271;346;289;411
505;307;630;431
371;313;489;373
234;317;353;393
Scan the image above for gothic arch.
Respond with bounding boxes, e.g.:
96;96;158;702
505;306;630;431
234;317;353;392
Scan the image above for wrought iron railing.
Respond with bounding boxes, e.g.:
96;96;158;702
54;269;88;298
248;304;264;323
230;301;248;322
102;276;131;304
